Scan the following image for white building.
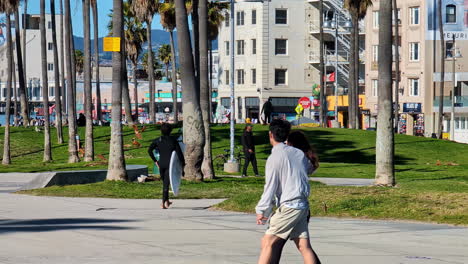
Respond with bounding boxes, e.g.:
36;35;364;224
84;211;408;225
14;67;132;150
217;0;314;122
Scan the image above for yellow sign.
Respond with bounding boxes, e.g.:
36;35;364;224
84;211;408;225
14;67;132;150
103;37;121;52
442;133;450;140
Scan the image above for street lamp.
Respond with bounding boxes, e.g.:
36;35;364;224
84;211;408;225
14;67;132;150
450;35;462;141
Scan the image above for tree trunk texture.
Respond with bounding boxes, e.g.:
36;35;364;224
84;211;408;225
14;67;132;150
147;25;155;123
133;63;139;119
209;43;213;122
393;0;400;132
14;9;29;126
12;48;18;127
40;0;53;162
169;30;178;122
353;16;360;129
437;0;445;139
348;12;357;129
92;0;103;122
60;0;67;123
51;0;64;144
64;0;80;163
106;0;128;181
192;0;201;98
319;0;326;127
199;0;214;180
375;0;395;186
122;53;134;125
83;0;94;161
22;0;28;94
2;15;13;165
175;0;206;182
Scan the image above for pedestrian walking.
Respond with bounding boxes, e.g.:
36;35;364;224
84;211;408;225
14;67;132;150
241;124;259;177
261;98;273;124
148;123;185;209
256;119;321;264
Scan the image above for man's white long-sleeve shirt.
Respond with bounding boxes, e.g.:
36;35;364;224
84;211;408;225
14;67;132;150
255;143;311;216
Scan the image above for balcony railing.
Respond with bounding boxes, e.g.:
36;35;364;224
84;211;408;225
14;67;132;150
433;96;468;108
308;51;365;64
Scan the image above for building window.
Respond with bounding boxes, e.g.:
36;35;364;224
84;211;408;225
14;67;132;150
372;45;379;62
47;63;54;71
275;9;287;24
275;39;287;55
409;78;419;96
225;41;229;56
225;13;230;27
50;86;55;97
236;11;245;26
225;70;229;84
410;7;420;25
373;11;379;29
48;42;53;51
446;41;454;58
409;42;420;61
372;79;378;97
252;10;257;24
238;97;242;119
237;69;244;84
48;21;52;29
461;117;466;130
274;69;287;85
221;97;230;109
446;5;456;23
252;39;256;55
252;68;256;84
237;40;245;55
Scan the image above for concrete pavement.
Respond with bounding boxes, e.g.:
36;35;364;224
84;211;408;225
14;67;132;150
0;174;467;263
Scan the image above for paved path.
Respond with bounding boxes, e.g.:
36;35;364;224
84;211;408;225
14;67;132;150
311;177;374;186
0;174;467;264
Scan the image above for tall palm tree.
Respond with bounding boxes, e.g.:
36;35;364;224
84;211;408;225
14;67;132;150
319;0;326;127
50;0;64;144
60;0;67;122
175;0;205;181
437;0;445;139
158;44;172;79
192;0;200;93
91;0;103;122
392;0;400;132
82;0;94;161
132;0;159;124
375;0;394;186
1;4;13;165
107;0;127;181
64;0;80;163
22;0;27;95
14;3;29;126
40;0;52;162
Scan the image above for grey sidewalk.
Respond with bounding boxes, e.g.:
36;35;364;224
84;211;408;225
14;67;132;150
0;173;467;263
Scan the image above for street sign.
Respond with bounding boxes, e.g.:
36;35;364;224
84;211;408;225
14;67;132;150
103;37;121;52
298;97;311;109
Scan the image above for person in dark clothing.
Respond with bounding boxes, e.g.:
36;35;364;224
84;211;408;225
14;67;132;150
148;123;185;209
261;99;273;124
77;113;86;127
241;124;259;177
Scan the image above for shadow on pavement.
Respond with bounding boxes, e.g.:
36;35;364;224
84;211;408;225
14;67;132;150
0;218;137;234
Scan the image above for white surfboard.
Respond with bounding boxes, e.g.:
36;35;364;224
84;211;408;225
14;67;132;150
169;151;183;196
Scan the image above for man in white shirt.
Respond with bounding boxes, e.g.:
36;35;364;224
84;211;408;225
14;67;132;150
256;119;320;264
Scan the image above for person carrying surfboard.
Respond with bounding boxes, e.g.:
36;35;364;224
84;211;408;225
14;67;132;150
148;123;185;209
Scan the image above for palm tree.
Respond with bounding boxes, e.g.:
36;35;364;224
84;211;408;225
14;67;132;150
82;0;94;161
64;0;80;163
14;2;29;126
1;3;13;165
107;0;127;181
75;50;84;75
91;0;103;122
192;0;200;91
175;0;205;181
375;0;394;186
158;44;172;79
392;0;400;132
50;0;64;144
437;0;445;139
40;0;52;162
60;0;67;122
132;0;159;124
319;0;326;127
22;0;27;96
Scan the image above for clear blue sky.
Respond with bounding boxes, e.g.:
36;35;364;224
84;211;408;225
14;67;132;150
26;0;163;37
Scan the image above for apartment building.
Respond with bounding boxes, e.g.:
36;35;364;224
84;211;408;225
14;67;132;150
217;0;314;122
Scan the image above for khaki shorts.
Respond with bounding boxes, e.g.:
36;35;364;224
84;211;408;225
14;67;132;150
266;206;309;240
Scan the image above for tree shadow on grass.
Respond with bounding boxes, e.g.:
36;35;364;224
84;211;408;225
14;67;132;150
0;218;137;235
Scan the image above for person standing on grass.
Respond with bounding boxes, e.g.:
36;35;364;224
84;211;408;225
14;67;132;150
256;120;321;264
148;123;185;209
241;124;259;177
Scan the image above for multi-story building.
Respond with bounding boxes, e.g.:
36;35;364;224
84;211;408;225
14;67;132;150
217;0;314;122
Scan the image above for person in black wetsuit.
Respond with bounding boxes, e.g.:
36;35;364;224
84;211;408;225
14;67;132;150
241;124;259;177
148;123;185;209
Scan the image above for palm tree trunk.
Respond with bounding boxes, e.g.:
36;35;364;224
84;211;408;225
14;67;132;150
22;0;28;93
348;12;357;129
60;0;67;122
122;57;134;125
51;0;64;144
393;0;400;133
14;9;29;126
107;0;127;181
166;64;169;79
175;0;205;181
92;0;103;122
2;14;13;165
319;0;326;127
169;30;178;122
147;24;155;123
375;0;395;186
437;0;445;139
12;48;18;127
133;62;139;120
40;0;52;162
199;0;214;179
354;17;360;129
83;0;94;161
192;0;200;97
64;0;80;163
209;42;213;122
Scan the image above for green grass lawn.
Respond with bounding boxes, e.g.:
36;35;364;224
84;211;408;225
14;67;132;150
3;124;468;225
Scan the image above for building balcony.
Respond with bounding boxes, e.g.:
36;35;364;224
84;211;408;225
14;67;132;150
308;51;365;64
433;96;468;111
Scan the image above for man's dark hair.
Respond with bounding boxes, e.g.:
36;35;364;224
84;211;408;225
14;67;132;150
269;119;291;143
161;123;172;136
